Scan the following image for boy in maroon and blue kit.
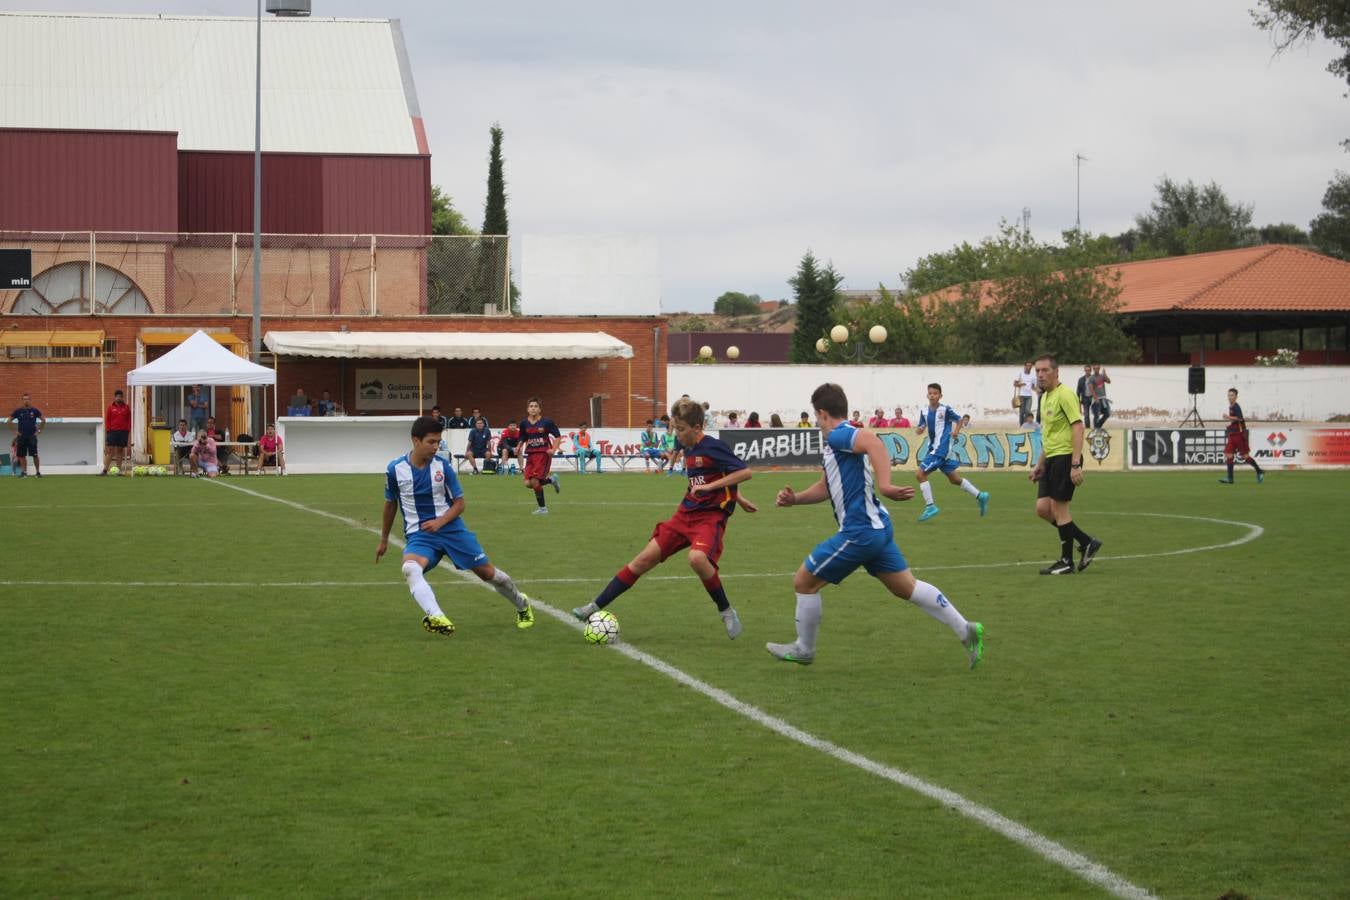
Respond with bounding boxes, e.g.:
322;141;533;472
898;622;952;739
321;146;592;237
572;398;757;639
517;397;562;514
1219;388;1264;485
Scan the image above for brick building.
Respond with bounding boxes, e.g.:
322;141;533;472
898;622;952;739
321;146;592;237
0;12;666;452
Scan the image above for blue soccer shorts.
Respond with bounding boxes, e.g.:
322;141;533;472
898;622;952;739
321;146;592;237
804;528;908;584
918;451;960;475
404;527;489;573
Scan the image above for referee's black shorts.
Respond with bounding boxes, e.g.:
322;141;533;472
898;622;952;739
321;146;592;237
1037;454;1076;502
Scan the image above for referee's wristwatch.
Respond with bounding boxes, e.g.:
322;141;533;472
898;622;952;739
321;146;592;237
1071;460;1083;469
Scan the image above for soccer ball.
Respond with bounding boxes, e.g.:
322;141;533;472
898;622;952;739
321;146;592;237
583;611;620;645
132;465;147;477
108;466;120;476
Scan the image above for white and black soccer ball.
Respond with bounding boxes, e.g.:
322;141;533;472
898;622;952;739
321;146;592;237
583;611;620;645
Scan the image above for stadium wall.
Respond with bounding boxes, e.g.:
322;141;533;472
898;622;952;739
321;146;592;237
668;364;1350;426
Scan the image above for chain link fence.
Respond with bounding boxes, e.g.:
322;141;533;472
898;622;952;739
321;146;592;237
0;232;511;318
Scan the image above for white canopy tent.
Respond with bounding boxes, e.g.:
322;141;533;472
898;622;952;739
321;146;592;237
127;330;277;386
126;330;278;460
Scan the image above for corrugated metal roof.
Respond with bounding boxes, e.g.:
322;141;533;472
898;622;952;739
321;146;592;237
0;12;422;156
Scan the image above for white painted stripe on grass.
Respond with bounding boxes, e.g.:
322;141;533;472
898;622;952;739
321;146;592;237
4;513;1263;596
206;477;1158;899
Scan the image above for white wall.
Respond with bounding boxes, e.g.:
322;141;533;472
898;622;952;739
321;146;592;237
668;364;1350;425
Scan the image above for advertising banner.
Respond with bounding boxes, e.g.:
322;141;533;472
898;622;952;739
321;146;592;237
874;428;1126;472
355;368;437;411
1127;426;1350;469
720;428;824;467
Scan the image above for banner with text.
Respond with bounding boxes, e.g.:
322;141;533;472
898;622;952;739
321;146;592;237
355;369;437;411
874;428;1126;472
721;428;824;467
1130;426;1350;469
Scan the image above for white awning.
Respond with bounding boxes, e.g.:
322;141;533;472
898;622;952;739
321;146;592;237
263;331;634;361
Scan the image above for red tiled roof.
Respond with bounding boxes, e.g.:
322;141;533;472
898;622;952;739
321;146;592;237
1109;245;1350;313
917;245;1350;314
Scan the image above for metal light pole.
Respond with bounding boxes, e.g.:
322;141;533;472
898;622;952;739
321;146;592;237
254;0;310;430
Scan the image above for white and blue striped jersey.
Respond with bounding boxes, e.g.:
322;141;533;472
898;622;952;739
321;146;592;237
385;454;466;536
918;403;962;458
822;423;890;534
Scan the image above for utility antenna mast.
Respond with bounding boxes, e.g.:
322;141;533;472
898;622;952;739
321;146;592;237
1075;153;1089;230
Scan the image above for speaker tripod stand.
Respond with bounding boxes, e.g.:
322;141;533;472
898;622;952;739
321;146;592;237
1179;393;1205;427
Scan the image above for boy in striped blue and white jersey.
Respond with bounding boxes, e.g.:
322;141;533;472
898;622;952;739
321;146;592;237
766;383;983;669
377;416;535;636
914;382;989;522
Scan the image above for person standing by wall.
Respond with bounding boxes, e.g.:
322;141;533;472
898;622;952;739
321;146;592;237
7;392;45;477
1088;364;1112;429
187;384;208;432
1014;361;1037;425
102;389;131;475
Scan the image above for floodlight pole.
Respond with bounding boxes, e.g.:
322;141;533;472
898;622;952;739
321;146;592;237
253;0;263;365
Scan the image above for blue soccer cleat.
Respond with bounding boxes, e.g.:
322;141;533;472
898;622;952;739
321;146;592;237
918;504;940;522
977;491;989;517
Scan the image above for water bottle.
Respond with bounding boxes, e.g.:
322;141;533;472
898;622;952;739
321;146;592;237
224;428;230;442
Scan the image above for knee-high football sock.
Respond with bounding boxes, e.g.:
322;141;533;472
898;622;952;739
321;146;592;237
702;574;730;612
490;568;527;610
794;592;822;653
906;580;968;639
402;560;444;618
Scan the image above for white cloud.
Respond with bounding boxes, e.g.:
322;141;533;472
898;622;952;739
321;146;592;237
28;0;1350;311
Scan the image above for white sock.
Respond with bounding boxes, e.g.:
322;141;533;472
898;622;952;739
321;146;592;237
402;560;444;618
920;481;935;505
795;592;822;653
491;568;527;610
959;478;980;497
906;579;967;639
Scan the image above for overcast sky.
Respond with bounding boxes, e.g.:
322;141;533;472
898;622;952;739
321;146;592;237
22;0;1350;312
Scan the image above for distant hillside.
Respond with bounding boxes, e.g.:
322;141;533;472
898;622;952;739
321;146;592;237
667;303;797;334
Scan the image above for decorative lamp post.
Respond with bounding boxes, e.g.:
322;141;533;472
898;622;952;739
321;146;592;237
819;324;888;362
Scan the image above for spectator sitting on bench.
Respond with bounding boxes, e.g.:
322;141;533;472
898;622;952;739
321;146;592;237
660;414;682;475
640;419;664;472
465;416;492;475
446;407;471;429
170;418;195;475
575;422;603;473
495;421;521;475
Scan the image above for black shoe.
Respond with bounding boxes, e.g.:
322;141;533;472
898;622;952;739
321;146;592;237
1078;538;1103;572
1039;559;1075;575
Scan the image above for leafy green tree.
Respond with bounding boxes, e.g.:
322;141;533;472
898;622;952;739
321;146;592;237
788;252;841;363
480;124;519;313
1310;171;1350;259
713;291;761;316
1259;222;1311;244
1133;176;1257;256
898;224;1136;364
1252;2;1350;92
430;185;474;236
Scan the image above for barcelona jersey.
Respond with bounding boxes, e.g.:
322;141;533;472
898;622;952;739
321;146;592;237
1226;403;1247;436
678;435;747;514
519;417;560;455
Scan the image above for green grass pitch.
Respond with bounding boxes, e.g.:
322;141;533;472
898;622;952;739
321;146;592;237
1;467;1347;898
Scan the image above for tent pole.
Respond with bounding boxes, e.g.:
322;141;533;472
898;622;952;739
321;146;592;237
627;358;632;427
418;359;423;415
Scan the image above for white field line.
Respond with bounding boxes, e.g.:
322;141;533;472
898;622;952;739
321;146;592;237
1;512;1263;595
186;478;1162;899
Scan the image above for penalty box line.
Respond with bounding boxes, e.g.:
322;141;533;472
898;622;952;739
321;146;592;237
204;478;1157;899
